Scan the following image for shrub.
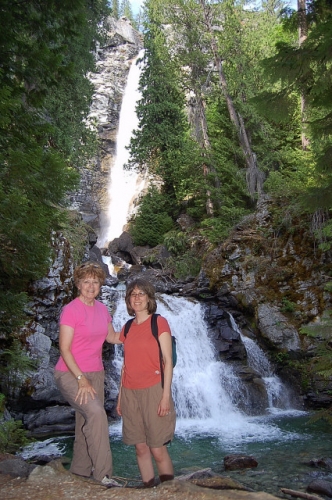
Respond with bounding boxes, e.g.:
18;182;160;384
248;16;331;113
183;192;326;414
164;230;188;256
0;394;31;453
130;187;174;246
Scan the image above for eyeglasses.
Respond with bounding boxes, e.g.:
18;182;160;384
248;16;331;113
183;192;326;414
130;292;146;298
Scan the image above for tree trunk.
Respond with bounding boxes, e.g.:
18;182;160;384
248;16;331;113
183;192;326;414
192;92;220;215
298;0;309;150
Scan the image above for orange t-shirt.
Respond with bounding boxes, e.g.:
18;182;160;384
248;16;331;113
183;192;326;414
119;315;171;389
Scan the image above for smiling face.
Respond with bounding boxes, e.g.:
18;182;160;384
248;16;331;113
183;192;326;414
125;278;157;316
129;287;149;315
77;274;101;305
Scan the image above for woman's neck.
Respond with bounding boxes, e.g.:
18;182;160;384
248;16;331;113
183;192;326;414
134;311;150;324
78;296;95;307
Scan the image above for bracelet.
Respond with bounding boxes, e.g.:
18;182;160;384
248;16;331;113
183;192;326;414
76;374;84;380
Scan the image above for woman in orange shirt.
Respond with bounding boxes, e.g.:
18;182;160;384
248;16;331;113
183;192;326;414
109;278;176;488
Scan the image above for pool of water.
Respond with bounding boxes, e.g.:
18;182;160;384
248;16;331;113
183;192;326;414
21;411;332;497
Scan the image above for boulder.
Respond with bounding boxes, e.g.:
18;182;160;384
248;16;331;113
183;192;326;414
224;455;258;471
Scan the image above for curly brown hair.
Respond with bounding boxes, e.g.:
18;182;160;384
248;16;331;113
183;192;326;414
125;278;157;316
74;261;106;287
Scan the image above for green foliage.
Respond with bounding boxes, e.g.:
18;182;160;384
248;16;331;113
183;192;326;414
130;187;174;246
166;251;202;280
0;292;29;338
58;210;91;264
200;205;248;245
281;297;296;313
0;417;31;454
314;218;332;252
0;340;38;400
0;394;4;413
324;281;332;293
258;0;332;211
127;2;191;200
164;230;188;256
0;0;110;338
308;407;332;426
0;394;32;453
273;351;290;364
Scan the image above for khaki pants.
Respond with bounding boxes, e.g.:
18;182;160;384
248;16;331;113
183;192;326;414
54;370;112;481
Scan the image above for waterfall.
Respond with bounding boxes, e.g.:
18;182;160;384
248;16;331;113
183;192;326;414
111;293;299;445
228;314;292;412
98;49;147;248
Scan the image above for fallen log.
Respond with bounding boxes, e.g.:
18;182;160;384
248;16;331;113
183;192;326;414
280;487;324;500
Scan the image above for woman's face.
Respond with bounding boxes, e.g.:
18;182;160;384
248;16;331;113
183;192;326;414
78;274;101;303
129;287;148;314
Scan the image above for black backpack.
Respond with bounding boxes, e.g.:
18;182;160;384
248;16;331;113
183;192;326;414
123;313;177;388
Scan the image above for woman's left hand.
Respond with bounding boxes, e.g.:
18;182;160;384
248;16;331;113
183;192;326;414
158;395;171;417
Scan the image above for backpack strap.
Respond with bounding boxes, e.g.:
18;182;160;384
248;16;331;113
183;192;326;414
124;318;134;338
151;314;164;388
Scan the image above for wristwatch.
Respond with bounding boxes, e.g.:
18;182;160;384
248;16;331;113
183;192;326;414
76;374;83;380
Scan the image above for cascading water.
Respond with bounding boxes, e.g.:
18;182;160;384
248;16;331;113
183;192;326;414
98;49;147;248
111;293;301;445
229;313;292;412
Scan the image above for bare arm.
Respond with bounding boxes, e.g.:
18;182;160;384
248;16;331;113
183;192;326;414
116;364;124;416
105;322;122;344
157;332;173;417
59;324;96;405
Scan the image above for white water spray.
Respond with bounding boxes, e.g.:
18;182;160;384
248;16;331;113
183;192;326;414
98;50;146;248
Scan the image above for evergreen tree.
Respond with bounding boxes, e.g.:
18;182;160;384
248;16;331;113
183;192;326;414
0;0;110;336
128;0;191;205
111;0;120;18
257;0;332;238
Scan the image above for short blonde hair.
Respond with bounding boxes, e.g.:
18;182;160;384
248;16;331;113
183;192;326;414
74;261;106;287
125;278;157;316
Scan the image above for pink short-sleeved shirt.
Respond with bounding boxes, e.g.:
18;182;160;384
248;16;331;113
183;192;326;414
55;297;112;372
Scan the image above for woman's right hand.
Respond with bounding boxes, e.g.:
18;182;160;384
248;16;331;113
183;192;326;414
75;375;97;405
116;399;122;416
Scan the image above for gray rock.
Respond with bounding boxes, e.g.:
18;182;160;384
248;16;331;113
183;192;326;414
257;304;301;352
0;458;35;477
307;479;332;497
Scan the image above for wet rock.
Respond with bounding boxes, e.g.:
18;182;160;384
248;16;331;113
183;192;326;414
307;478;332;497
309;457;332;471
224;455;258;471
177;469;253;491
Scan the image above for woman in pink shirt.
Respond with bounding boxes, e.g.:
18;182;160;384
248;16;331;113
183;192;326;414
54;261;120;488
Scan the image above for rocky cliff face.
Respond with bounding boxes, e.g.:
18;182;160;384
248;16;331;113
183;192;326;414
202;195;332;408
68;16;143;237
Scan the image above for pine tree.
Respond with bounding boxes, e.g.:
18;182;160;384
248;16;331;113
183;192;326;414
0;0;110;336
128;0;191;204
